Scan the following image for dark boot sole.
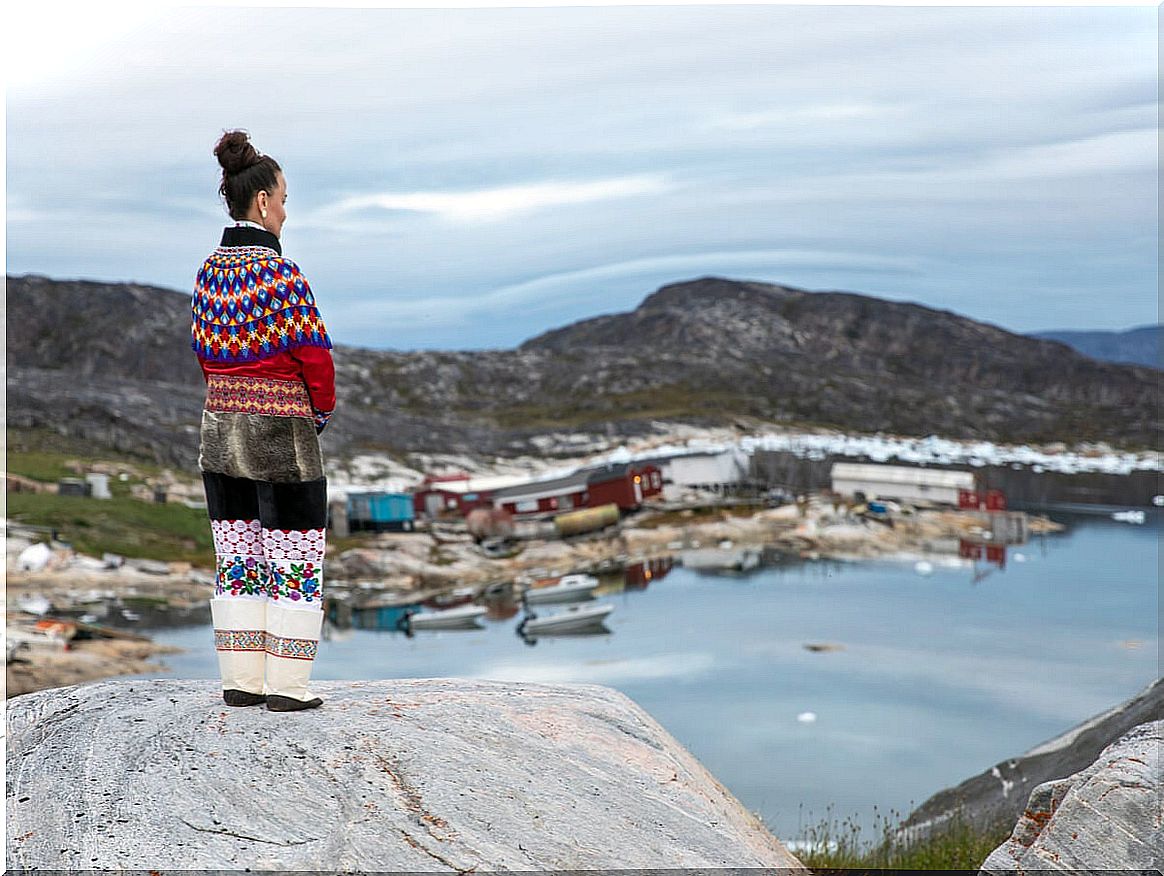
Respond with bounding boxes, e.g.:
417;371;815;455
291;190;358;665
266;695;323;712
223;689;267;707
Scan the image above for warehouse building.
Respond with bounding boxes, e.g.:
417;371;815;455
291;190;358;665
830;462;974;506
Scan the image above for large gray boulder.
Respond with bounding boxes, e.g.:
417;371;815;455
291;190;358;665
980;720;1162;872
900;676;1164;838
6;677;806;872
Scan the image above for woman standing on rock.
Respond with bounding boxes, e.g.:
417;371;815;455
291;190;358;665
192;129;336;712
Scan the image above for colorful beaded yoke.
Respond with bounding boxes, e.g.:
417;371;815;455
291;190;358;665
205;374;314;419
192;245;333;362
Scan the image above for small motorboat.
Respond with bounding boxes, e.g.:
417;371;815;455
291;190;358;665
517;601;613;636
397;603;487;631
1112;509;1146;525
679;547;760;574
479;536;522;559
16;595;52;616
5;626;69;653
522;574;598;604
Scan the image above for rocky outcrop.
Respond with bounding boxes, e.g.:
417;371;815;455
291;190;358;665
979;720;1162;872
899;676;1164;839
5;677;806;872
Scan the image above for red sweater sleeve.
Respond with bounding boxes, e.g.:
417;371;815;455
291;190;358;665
291;344;336;429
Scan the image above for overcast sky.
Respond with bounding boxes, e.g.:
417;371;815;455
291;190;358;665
6;4;1157;351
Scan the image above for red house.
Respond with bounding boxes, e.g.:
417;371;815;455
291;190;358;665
413;472;520;519
413;461;665;522
584;461;664;510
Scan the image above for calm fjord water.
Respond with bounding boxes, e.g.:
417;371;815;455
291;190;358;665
125;510;1159;842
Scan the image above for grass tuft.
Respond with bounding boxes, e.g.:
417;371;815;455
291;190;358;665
794;802;1011;871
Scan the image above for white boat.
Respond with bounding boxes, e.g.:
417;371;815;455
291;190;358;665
16;595;52;616
680;547;760;573
5;627;68;653
518;601;613;635
400;604;487;630
1112;510;1146;525
522;574;598;604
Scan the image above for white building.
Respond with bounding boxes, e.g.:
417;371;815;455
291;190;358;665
652;448;750;499
830;462;974;506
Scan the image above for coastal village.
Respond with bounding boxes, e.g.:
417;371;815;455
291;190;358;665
8;424;1156;697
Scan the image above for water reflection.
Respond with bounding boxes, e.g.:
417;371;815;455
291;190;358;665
324;558;678;637
624;556;674;589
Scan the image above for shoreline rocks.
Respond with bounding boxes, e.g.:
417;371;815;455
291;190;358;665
6;636;184;698
980;720;1162;872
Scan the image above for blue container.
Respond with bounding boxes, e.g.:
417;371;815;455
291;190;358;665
348;492;416;532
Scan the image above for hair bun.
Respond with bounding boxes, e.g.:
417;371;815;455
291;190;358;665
214;130;261;175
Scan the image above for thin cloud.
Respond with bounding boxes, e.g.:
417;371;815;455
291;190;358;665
478;249;926;308
324;249;927;330
707;101;909;131
313;174;675;224
966;127;1157;181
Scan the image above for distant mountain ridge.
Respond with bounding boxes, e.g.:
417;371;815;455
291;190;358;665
1028;325;1161;369
5;273;1159;468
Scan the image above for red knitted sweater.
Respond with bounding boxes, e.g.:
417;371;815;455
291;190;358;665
191;225;336;429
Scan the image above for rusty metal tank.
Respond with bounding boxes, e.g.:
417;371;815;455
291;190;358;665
553;502;620;536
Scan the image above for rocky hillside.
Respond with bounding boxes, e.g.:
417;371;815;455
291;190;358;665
517;277;1156;444
1029;324;1160;369
6;273;1158;469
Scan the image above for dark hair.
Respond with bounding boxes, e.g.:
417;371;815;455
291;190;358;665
214;130;282;220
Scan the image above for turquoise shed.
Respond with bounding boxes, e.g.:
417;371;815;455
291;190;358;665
347;491;416;533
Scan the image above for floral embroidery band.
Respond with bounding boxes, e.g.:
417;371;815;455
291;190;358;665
205;374;313;419
267;559;323;603
264;631;319;660
214;629;266;651
215;554;270;598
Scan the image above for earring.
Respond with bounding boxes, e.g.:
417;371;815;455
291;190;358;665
261;209;268;219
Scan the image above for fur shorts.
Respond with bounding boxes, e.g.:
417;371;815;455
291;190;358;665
198;375;324;483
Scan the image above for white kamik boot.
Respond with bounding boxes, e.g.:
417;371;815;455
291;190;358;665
262;525;326;711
